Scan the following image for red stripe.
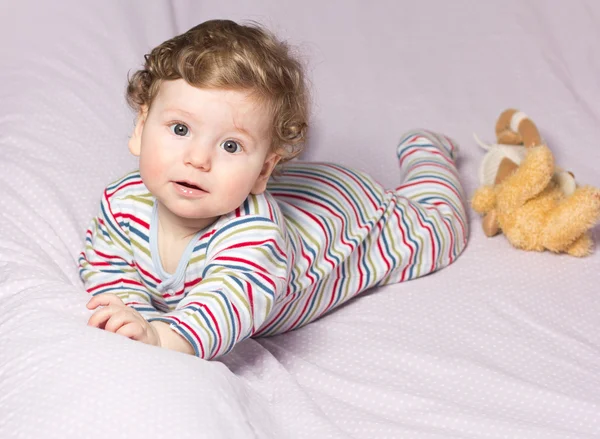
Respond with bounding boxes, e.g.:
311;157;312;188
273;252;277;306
266;198;274;221
254;270;278;290
425;199;467;242
323;163;379;210
287;282;320;330
124;301;151;307
254;302;287;336
397;161;459;179
87;277;143;294
397;179;462;201
278;169;371;235
375;221;392;274
223;238;286;260
267;199;337;269
184;277;203;289
200;229;217;240
114;212;150;230
92;249;130;263
354;241;365;291
213;255;268;275
246;281;254;322
134;261;162;284
392;201;414;282
230;302;242;342
270;192;355;253
105;179;145;198
207;256;279;291
298;243;316;284
84;260;112;268
426;203;458;264
399;146;453;168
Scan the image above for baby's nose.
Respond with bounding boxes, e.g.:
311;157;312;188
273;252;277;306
185;142;212;170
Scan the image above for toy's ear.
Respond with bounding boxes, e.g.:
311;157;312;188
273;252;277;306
494;157;519;184
496;109;521;144
519;118;542;147
495;109;542;147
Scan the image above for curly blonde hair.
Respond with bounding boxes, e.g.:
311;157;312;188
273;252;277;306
126;19;309;161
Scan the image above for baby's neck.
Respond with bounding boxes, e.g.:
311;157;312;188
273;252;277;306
155;203;216;274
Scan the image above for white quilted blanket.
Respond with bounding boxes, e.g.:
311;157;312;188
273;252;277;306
1;1;599;438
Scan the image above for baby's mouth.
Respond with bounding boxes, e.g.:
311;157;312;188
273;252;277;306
174;181;206;192
177;181;200;190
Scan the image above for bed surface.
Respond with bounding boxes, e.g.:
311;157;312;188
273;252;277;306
1;1;599;438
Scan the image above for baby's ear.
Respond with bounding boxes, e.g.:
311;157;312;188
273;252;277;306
251;152;281;195
128;107;148;157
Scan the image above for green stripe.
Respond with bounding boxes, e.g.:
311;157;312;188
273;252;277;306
131;236;152;259
211;223;279;252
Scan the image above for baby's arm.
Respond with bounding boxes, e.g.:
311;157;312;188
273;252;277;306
148;216;289;359
85;293;193;354
79;190;159;316
150;321;195;354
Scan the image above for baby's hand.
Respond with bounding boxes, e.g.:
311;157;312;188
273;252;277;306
86;294;160;347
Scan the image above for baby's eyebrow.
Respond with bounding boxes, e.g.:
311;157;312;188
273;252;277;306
163;108;197;120
234;124;257;142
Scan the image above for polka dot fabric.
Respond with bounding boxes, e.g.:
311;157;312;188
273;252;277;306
1;1;599;438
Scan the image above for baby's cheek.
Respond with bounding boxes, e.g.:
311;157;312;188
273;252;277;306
222;177;255;206
139;156;165;187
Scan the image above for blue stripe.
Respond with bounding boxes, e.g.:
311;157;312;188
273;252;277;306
243;272;276;299
272;186;361;250
397;204;419;280
179;305;219;358
101;202;129;245
107;172;141;192
91;286;149;296
411;202;442;264
208;216;275;250
129;224;150;243
150;317;202;357
276;167;370;226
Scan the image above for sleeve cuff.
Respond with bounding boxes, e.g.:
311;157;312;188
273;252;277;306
147;316;203;358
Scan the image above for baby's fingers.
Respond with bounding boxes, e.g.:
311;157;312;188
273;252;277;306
87;293;125;310
87;306;118;329
104;310;138;334
116;322;145;341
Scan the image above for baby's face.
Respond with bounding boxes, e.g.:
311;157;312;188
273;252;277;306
128;79;279;228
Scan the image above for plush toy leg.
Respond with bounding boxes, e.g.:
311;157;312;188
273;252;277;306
565;233;594;257
497;145;554;212
542;186;600;254
471;186;496;214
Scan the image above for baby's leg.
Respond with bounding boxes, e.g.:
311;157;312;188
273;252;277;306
390;130;469;280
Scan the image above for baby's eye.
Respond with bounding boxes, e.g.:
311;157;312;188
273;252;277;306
220;140;242;154
169;123;189;137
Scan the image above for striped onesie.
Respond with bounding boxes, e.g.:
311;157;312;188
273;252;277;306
79;130;468;359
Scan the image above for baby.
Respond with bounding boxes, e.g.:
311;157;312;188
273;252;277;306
79;19;469;359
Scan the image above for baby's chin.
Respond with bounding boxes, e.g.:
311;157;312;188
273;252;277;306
157;201;223;227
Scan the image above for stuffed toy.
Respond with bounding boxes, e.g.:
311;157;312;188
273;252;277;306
471;109;600;257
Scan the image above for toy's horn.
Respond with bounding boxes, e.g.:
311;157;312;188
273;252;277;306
495;109;542;147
